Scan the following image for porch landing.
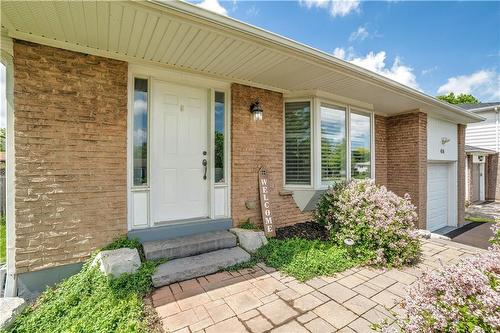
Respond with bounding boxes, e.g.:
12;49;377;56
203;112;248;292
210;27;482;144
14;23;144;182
128;218;232;243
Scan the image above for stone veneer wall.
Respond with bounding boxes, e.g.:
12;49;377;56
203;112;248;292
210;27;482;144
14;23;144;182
384;112;428;229
231;83;312;228
13;40;128;273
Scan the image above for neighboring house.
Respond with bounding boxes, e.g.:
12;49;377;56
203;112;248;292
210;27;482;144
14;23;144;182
0;1;482;297
462;103;500;203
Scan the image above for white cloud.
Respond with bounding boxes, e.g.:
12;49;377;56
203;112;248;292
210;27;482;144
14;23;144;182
421;66;437;76
196;0;228;16
334;48;420;90
438;69;500;101
300;0;330;9
245;5;259;17
330;0;360;17
349;26;369;42
299;0;360;17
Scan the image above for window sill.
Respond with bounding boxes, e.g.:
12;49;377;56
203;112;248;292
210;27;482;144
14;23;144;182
279;190;294;196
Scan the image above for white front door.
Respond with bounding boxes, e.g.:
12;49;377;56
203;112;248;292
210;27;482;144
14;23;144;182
151;80;209;222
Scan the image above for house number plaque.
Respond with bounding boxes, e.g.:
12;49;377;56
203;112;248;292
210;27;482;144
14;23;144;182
259;166;276;237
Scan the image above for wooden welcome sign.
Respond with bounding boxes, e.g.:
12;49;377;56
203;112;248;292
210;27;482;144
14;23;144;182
259;166;276;237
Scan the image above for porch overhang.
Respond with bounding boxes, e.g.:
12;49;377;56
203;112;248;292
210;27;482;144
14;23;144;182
1;0;483;124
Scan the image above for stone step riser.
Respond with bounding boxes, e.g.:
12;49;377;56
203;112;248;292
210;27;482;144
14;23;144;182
143;230;237;261
152;247;250;287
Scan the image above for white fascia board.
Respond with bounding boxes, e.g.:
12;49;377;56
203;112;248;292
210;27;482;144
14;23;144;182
146;0;484;123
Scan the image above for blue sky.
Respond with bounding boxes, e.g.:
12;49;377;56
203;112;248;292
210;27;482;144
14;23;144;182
192;0;500;102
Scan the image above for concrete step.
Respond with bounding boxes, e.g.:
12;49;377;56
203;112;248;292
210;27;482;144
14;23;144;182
143;230;237;261
152;247;250;287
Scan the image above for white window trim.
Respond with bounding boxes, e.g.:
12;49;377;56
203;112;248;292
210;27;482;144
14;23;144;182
284;96;375;191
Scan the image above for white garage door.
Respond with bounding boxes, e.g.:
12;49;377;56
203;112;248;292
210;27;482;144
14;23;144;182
427;163;451;231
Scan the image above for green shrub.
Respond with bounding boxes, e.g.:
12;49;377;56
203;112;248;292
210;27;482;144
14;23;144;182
6;239;160;333
315;180;421;267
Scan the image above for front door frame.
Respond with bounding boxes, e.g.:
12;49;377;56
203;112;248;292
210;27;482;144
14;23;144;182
127;64;231;230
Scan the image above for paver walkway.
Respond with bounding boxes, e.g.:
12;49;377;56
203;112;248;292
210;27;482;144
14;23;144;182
149;239;484;333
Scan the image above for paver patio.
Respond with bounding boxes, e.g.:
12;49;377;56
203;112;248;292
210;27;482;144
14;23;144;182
149;239;485;333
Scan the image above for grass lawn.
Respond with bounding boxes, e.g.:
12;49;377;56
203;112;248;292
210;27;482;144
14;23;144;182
6;237;161;333
232;238;365;281
0;215;5;264
465;216;496;223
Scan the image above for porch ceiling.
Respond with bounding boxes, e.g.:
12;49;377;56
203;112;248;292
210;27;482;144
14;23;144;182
1;0;482;123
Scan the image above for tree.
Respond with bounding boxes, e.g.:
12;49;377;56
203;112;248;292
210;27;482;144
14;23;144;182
437;92;480;105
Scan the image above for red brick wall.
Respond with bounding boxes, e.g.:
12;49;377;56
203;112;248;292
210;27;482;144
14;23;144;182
231;83;312;228
374;115;387;186
386;112;427;229
457;124;465;226
14;41;128;273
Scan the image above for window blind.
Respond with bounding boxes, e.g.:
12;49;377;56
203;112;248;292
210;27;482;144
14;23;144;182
285;102;311;185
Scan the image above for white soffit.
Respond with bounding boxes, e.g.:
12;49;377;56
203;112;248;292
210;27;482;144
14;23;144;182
1;0;483;123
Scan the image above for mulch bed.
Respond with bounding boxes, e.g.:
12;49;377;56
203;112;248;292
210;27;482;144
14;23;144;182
275;221;329;241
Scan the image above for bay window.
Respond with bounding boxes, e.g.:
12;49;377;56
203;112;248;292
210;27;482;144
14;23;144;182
284;98;373;188
284;101;311;185
321;104;347;184
350;110;372;179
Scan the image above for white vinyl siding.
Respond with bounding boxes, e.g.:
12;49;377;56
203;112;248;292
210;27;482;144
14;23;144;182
285;102;312;185
466;111;499;151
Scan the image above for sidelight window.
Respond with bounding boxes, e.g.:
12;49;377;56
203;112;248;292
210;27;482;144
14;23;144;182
133;78;149;187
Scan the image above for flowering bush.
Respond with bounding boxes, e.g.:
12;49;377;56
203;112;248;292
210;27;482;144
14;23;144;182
380;247;500;333
315;180;421;267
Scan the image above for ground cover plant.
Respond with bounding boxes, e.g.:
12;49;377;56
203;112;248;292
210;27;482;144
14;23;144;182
378;223;500;333
315;180;421;267
255;238;361;281
465;216;496;223
5;237;160;333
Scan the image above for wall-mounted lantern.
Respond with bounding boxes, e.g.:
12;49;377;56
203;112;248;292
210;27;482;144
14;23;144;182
250;100;263;121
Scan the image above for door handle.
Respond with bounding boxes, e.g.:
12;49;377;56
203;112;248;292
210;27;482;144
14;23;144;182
202;159;207;180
